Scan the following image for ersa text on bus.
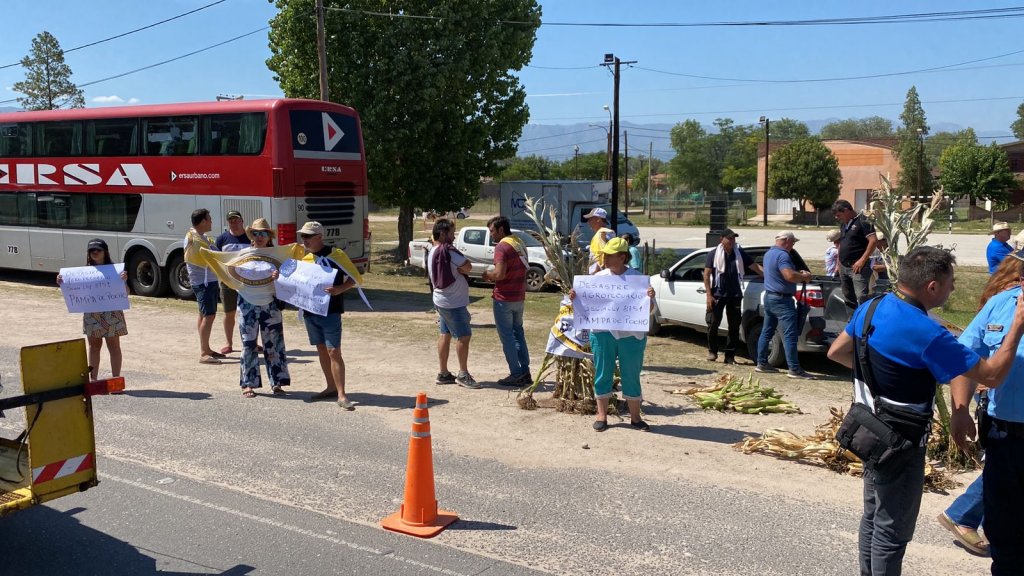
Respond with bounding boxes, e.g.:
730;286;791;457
0;162;154;187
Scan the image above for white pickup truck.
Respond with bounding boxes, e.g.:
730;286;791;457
648;245;832;367
407;226;556;292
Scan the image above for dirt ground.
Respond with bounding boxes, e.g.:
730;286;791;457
0;276;990;574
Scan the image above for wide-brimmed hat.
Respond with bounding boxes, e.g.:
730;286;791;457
601;237;630;255
298;221;324;236
993;221;1011;233
246;218;276;241
775;230;800;243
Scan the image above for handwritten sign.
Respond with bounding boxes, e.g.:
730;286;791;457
274;259;337;316
59;264;129;313
572;274;650;332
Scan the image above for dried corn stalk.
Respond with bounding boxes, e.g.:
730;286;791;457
735;407;958;492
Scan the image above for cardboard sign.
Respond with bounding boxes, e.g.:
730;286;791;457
572;274;650;332
274;259;337;316
59;264;129;313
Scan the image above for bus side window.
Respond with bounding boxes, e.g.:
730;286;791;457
0;123;32;157
37;121;82;157
144;116;197;156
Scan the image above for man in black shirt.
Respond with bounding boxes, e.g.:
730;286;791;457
703;229;762;363
833;199;877;310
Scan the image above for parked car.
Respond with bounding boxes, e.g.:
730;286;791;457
648;245;831;367
408;226;555;292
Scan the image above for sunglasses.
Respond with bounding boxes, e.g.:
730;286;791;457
252;231;269;237
300;233;319;239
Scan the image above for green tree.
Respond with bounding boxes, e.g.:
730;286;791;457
667;118;758;194
925;128;977;168
12;31;84;110
267;0;540;255
892;86;933;200
765;117;810;140
1012;101;1024;141
819;116;894;140
768;138;842;225
497;155;563;181
939;142;1018;206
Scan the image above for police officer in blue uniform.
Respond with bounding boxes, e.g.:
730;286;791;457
829;247;1024;576
952;248;1024;575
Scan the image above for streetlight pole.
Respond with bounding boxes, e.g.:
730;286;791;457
588;123;610;179
601;53;636;233
603;104;612;180
916;127;924;204
574;144;580;180
760;116;770;227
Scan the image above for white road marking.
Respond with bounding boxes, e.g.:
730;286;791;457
102;472;470;576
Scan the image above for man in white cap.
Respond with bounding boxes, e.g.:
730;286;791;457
298;221;359;410
756;231;815;379
583;207;614;273
987;222;1013;274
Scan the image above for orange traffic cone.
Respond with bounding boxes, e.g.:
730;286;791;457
380;392;458;538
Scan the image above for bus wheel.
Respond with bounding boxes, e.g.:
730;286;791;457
128;250;168;297
167;252;193;299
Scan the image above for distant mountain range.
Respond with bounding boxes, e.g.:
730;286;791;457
517;118;1013;161
0;106;19;113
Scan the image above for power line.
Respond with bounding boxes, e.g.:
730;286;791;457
0;27;267;105
633;46;1024;84
518;138;606;153
531;94;1024;122
0;0;230;70
325;5;1024;28
517;127;605;142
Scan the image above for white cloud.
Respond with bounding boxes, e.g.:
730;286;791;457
128;98;140;104
92;95;125;104
4;86;13;92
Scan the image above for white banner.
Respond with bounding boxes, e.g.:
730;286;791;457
572;274;650;331
59;264;129;313
274;259;338;316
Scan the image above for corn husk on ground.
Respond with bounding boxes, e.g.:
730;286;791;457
735;407;959;492
669;373;802;414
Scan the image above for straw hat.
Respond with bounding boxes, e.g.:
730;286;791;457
245;218;275;241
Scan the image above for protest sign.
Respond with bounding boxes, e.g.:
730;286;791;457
572;274;650;331
274;259;337;316
59;264;129;313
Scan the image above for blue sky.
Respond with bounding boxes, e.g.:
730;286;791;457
3;1;1024;150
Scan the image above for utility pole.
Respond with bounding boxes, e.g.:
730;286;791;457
316;0;329;101
760;116;770;227
647;140;653;218
624;130;629;217
601;53;636;232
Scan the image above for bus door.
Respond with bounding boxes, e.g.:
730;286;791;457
0;192;32;270
28;192;67;271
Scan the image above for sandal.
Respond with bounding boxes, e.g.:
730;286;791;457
208;351;227;359
337;399;356;411
219;346;234;355
592;420;608;432
199;355;221;365
242;389;257;398
272;386;286;396
630;419;651;432
308;389;338;401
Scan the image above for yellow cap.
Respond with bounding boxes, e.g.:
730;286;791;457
601;237;630;255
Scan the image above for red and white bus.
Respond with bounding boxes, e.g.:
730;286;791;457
0;98;370;297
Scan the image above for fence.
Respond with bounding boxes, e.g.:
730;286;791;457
645;198;750;226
